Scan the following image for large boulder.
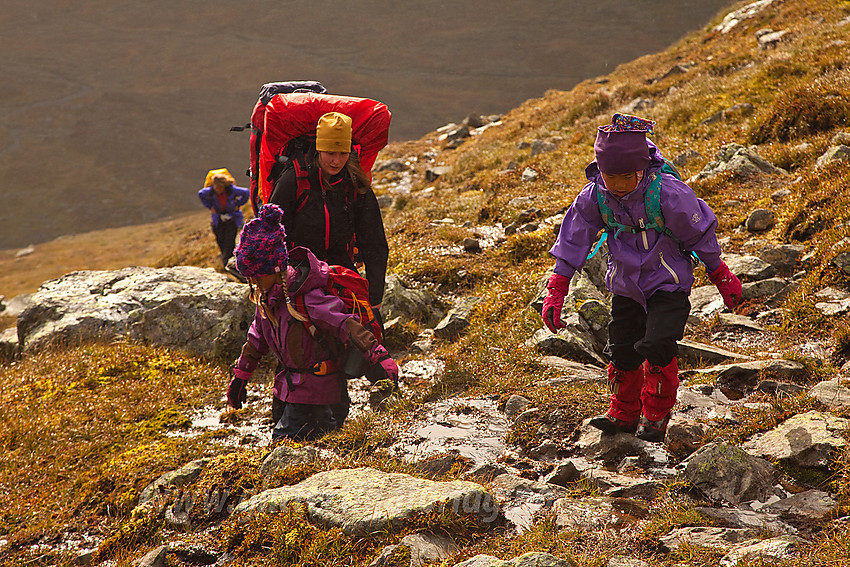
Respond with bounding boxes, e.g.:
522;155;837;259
682;443;778;505
234;467;501;536
16;267;253;360
741;411;850;469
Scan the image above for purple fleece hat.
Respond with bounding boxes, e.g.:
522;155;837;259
235;204;288;278
594;113;656;174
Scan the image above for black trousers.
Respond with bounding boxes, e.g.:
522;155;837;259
213;219;238;266
603;291;691;371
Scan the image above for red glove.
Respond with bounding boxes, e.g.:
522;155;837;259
708;262;742;309
366;345;399;385
542;273;571;333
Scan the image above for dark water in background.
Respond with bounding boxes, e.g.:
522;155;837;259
0;0;735;249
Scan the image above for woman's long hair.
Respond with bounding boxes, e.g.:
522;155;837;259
316;148;372;195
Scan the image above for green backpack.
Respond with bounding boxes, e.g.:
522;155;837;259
587;161;700;264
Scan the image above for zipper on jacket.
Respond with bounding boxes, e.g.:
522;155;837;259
659;252;679;284
318;169;331;251
639;219;648;250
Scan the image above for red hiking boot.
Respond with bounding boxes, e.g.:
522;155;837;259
589;364;643;433
636;359;679;443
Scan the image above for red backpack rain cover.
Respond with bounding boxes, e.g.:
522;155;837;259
257;92;391;211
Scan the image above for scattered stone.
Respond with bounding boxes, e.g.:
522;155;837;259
719;535;807;566
544;461;582;487
133;546;167;567
521;168;539;182
235;468;501;535
715;0;778;34
766;489;839;523
259;445;321;479
608;557;650;567
425;165;453;181
771;188;792;201
691;143;787;181
0;328;19;363
374;158;408;172
716;360;807;399
490;474;569;532
382;274;441;327
531;140;557;156
741;411;850;468
553;497;648;531
538;356;607;383
672;149;702;167
620;98;654;114
434;297;483;340
677;338;752;366
15;245;35;258
528;328;606;367
454;552;573;567
659;526;756;552
463;114;487;128
682;443;778;505
831;251;850;276
746;209;775;232
758;29;789;49
696;506;796;535
504;395;533;420
741;278;791;301
138;459;209;507
809;378;850;408
725;254;776;282
756;380;806;397
815;145;850;169
463;238;482;253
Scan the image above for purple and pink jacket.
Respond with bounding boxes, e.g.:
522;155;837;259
233;249;365;405
549;142;723;309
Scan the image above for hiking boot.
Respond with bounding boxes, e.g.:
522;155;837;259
224;256;247;283
588;413;638;434
635;413;670;443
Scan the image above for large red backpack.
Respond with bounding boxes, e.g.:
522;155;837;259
232;81;328;214
257;92;391;214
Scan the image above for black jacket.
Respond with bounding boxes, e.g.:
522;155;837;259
269;159;389;306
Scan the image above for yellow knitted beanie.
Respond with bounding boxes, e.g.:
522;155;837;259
315;112;352;152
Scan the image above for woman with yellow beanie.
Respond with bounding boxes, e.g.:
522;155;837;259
268;111;389;428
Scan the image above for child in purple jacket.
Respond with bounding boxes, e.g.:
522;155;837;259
226;204;398;440
542;114;741;442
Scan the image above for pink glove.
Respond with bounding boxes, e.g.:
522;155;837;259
708;261;742;309
542;273;570;332
366;345;399;385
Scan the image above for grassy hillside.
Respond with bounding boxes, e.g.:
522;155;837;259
2;0;850;565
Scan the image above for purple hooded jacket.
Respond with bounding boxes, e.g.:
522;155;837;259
549;141;723;309
234;248;359;405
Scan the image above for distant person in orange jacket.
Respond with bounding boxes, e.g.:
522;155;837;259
198;169;250;268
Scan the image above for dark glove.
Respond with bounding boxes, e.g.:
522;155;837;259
542;273;570;332
708;261;742;309
227;371;249;409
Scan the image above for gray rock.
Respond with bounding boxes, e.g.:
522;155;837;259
831;132;850;146
741;277;790;301
17;267;253;359
620;98;654;114
553;497;646;530
692;143;787;181
695;506;796;535
504;395;533;419
717;360;807;399
659;527;757;553
742;411;850;468
608;557;650;567
809;378;850;408
815;145;850;169
758;29;789;49
530;140;557;156
374;158;408;172
425;165;453;181
371;532;459;567
133;546;167;567
138;459;209;506
538;356;607;383
434;296;483;340
454;553;573;567
0;327;19;362
1;293;33;317
725;254;776;282
521;168;539;182
766;489;838;522
544;461;581;487
382;274;440;326
672;149;702;168
463;114;487;128
580;469;662;500
756;380;806;397
463;237;482;253
528;328;606;367
832;251;850;276
771;188;792;201
682;443;778;505
746;209;776;232
259;445;321;478
719;535;807;566
489;473;569;532
677;338;752;365
235;468;501;535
